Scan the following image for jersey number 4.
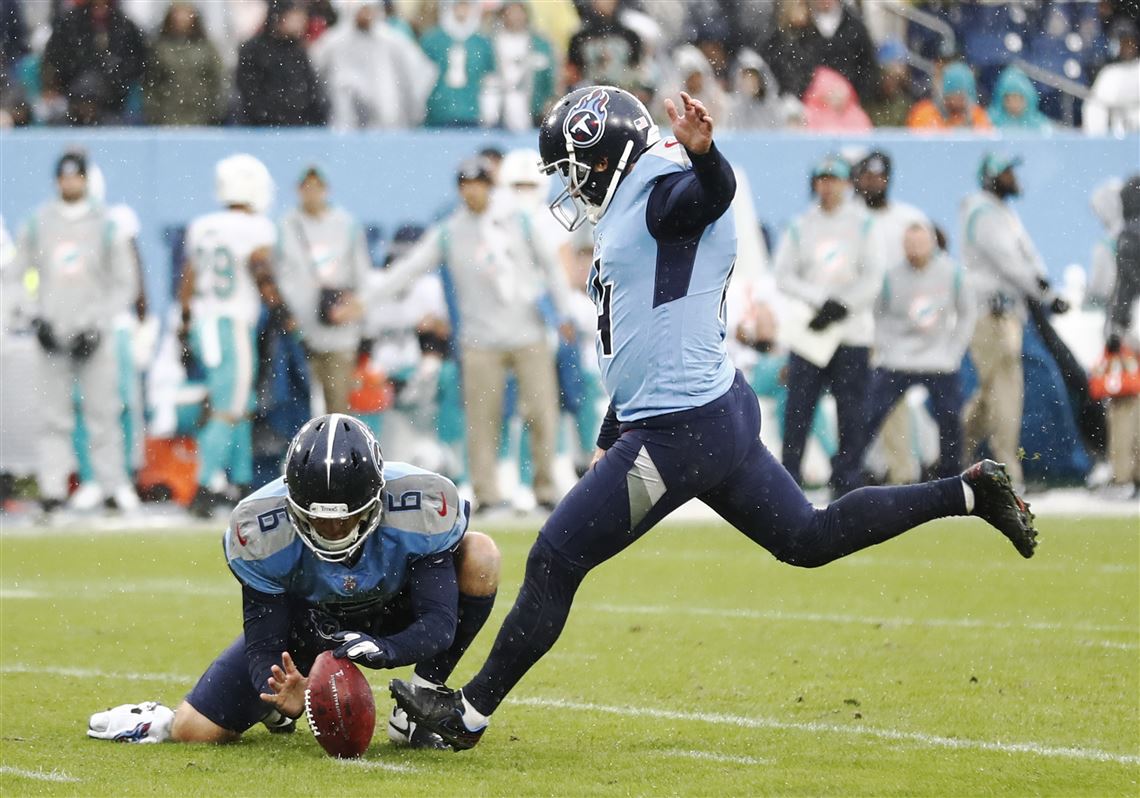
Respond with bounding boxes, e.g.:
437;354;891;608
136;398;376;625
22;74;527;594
589;259;614;358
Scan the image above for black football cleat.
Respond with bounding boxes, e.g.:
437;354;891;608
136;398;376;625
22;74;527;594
389;679;486;751
962;460;1037;558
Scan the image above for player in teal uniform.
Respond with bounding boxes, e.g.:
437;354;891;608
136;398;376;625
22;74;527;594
87;414;500;748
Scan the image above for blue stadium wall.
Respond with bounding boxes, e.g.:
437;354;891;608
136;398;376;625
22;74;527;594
1;129;1137;315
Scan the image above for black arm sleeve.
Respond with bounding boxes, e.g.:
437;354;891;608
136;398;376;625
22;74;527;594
375;552;459;668
596;402;620;450
645;143;737;240
241;584;292;701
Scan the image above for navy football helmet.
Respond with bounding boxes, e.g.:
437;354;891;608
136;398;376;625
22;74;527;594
538;85;660;231
283;414;385;563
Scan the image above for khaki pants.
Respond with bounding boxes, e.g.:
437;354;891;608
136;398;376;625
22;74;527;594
880;401;917;484
37;342;127;500
1107;395;1140;485
461;342;560;507
307;350;356;415
964;313;1024;485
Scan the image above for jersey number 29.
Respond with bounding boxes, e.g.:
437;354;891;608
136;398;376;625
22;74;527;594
195;245;237;300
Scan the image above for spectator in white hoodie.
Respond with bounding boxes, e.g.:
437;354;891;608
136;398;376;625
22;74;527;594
310;0;436;129
724;47;801;130
1084;20;1140;136
657;44;728;128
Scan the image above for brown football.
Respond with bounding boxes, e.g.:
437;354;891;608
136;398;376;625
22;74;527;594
304;651;376;758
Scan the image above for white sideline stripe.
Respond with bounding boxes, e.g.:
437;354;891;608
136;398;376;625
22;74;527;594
0;766;80;783
582;602;1140;636
4;663;1137;767
658;749;772;766
511;697;1140;766
336;759;419;774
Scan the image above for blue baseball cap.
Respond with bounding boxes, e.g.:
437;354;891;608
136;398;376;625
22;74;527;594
978;152;1023;186
812;154;851;181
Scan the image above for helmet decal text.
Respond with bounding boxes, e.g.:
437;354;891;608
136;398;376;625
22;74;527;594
564;88;610;148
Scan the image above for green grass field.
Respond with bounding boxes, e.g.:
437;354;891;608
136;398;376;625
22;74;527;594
1;514;1138;797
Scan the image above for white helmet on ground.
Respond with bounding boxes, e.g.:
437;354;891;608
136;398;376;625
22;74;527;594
87;702;174;743
215;153;274;213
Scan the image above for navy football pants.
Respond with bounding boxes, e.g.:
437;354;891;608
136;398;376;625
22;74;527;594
186;590;494;732
463;371;967;715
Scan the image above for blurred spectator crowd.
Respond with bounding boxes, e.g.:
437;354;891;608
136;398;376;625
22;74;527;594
0;0;1138;133
2;139;1138;522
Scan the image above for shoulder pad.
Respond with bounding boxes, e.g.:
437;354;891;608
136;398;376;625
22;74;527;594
225;483;296;563
381;463;463;537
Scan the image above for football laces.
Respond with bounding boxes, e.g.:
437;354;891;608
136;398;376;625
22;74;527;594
303;687;320;737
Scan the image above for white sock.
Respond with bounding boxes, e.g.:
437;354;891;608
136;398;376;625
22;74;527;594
459;690;490;730
961;479;975;514
411;673;445;692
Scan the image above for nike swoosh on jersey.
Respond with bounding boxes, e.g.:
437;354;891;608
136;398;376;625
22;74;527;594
437;493;448;517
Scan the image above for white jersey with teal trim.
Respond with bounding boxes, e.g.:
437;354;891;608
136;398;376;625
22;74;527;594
187;210;276;325
224;462;467;614
590;139;738;421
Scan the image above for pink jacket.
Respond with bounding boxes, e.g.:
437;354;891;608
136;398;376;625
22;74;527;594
803;66;872;132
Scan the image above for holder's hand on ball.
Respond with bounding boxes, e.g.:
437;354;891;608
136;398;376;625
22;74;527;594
260;651;307;719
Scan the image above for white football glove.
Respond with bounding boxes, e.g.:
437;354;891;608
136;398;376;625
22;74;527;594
87;701;174;743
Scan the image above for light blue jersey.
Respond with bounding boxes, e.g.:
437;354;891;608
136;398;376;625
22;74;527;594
590;139;738;421
224;462;467;614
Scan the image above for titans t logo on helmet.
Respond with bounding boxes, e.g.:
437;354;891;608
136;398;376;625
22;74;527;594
564;88;610;148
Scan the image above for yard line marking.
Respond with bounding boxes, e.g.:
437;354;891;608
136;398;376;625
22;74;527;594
0;519;219;537
1;664;196;683
6;663;1137;767
0;766;80;783
7;577;1132;639
1098;564;1138;573
0;580;234;599
657;749;772;766
834;556;1138;575
582;602;1140;636
1089;640;1140;650
623;549;1139;574
511;697;1140;766
336;759;419;774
